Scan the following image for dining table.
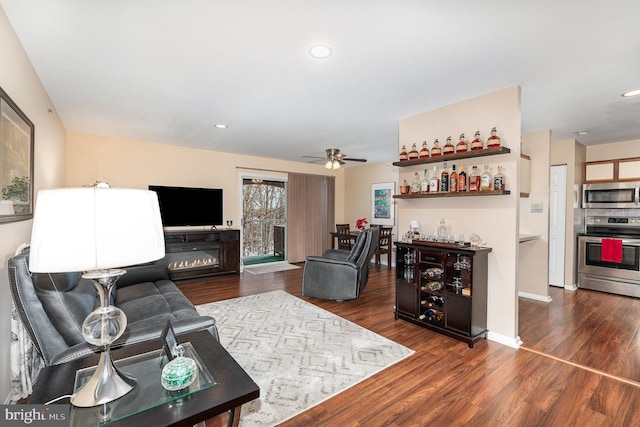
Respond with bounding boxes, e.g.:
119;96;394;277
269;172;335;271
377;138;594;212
329;230;361;249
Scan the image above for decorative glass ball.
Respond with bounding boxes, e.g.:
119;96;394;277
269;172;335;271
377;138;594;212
82;306;127;347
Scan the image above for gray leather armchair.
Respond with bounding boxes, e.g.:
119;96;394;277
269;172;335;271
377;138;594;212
302;227;379;301
8;248;218;366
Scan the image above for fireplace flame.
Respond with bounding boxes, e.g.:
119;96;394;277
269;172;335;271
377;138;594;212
168;256;218;271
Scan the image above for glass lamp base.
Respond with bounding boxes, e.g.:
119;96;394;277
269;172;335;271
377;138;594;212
71;350;136;407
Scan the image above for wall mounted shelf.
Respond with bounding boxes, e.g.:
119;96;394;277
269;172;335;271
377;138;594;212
393;147;511;167
394;190;510;199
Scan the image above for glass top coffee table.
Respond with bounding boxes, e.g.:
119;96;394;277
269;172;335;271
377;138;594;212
29;330;259;427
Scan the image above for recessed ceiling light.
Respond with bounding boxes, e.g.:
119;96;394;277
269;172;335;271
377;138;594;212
621;88;640;97
214;124;228;129
574;130;589;136
309;44;332;59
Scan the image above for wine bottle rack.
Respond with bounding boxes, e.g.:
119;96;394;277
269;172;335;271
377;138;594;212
394;241;491;348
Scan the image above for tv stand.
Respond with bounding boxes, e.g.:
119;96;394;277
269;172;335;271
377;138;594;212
162;229;240;281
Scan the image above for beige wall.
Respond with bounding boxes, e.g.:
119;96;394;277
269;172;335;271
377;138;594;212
343;161;399;265
518;130;551;298
586;138;640;162
66;130;346;235
397;86;522;345
0;6;67;402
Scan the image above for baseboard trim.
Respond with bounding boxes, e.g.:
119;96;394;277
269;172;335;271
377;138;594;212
518;291;552;302
487;331;523;349
565;284;578;291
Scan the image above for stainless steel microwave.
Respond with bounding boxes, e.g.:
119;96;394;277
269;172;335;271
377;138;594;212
582;182;640;209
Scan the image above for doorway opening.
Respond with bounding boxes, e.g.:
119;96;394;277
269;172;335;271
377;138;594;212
241;177;287;266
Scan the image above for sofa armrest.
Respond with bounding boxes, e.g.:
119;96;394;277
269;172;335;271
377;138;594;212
51;316;218;365
320;249;351;260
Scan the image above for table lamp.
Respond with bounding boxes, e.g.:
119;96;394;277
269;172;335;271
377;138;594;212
29;183;165;407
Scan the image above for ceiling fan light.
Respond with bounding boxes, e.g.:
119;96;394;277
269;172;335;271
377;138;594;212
332;160;341;170
325;160;333;169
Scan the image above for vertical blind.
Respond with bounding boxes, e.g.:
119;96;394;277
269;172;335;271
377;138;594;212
287;173;335;262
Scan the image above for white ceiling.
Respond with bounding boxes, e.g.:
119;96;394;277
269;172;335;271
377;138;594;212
2;1;640;165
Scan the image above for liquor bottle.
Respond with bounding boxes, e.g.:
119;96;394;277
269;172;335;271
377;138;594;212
487;127;501;149
419;141;430;159
431;139;442;157
420;169;430;194
456;133;468;153
421;281;443;292
458;163;467;192
399;145;408;161
408;143;419;160
440;162;449;192
471;131;484;150
401;179;410;194
429;165;440;193
443;136;455;155
411;172;421;194
494;165;505;191
449;164;458;192
468;165;480;191
480;164;493;191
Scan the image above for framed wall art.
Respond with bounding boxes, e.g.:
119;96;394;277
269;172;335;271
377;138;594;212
0;86;34;224
371;182;395;226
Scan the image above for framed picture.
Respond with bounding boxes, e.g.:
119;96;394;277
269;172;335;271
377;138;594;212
0;86;34;224
371;182;395;226
161;321;180;361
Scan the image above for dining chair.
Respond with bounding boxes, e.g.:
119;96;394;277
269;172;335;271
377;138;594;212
335;224;353;250
372;226;393;270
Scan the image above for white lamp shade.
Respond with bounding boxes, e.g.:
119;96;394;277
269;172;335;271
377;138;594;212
29;186;165;272
410;220;421;229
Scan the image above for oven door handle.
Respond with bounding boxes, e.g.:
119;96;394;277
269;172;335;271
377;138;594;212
580;236;640;245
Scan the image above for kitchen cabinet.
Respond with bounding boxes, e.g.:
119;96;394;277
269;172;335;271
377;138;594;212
394;241;491;347
584;157;640;183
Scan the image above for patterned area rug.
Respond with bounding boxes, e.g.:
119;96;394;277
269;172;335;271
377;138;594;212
196;290;414;426
243;263;300;275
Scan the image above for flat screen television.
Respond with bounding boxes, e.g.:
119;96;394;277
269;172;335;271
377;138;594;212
148;185;223;227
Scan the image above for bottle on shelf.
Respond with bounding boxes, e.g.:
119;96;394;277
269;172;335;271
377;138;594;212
458;163;467;192
471;131;484;151
469;165;480;191
480;165;493;191
420;169;430;194
440;162;449;192
419;309;443;321
431;139;442;157
443;136;455;155
487;127;501;149
437;218;448;240
399;145;408;161
449;164;458;192
429;165;440;193
400;179;410;194
408;143;419;160
411;172;421;194
456;133;469;153
493;165;505;191
421;281;443;292
419;141;430;159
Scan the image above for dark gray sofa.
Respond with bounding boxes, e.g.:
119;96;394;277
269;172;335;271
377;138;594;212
8;248;218;366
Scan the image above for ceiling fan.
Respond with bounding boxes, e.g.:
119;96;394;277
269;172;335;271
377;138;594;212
303;148;367;169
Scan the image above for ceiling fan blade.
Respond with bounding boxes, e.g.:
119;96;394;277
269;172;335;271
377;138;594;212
343;157;367;162
302;155;325;159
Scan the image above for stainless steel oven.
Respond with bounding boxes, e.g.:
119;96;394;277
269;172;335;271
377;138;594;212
582;182;640;209
578;215;640;298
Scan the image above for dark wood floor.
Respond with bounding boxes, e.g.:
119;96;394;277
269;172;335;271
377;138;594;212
179;264;640;426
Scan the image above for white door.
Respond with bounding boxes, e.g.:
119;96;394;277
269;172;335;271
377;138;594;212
549;165;567;287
